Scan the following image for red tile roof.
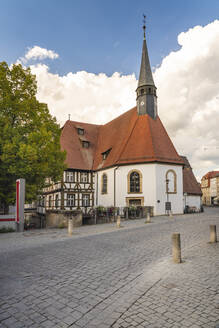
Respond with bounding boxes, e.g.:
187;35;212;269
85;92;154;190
181;156;202;196
60;120;100;170
61;107;184;170
201;171;219;180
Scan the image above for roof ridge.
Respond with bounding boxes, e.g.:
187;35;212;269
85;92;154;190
92;125;102;170
156;116;183;162
147;115;156;159
116;114;139;164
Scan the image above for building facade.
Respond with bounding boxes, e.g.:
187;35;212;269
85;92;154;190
43;25;201;216
201;171;219;205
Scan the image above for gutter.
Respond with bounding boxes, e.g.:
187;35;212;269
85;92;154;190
96;172;98;206
114;166;119;210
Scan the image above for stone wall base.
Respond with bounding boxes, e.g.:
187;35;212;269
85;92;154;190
46;210;82;228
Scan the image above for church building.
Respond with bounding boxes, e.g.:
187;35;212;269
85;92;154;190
43;24;201;216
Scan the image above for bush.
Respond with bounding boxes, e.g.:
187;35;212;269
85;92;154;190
0;226;15;233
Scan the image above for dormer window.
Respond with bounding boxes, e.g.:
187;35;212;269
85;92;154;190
77;128;84;135
102;148;111;160
82;141;89;148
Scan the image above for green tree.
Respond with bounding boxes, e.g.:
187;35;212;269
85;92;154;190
0;62;66;212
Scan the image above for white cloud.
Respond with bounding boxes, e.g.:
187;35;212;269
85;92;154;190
26;20;219;180
154;19;219;180
25;46;59;61
30;64;137;126
17;46;59;65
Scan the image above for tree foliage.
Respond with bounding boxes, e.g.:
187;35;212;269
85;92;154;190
0;62;66;210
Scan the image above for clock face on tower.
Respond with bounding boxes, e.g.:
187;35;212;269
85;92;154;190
140;101;145;106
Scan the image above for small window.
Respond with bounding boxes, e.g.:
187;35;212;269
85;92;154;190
130;172;140;192
166;170;177;193
148;87;151;94
82;141;89;148
82;194;90;207
81;172;88;183
102;148;111;160
49;196;52;208
55;194;59;208
66;171;74;182
77;128;84;135
103;153;107;160
101;173;107;194
128;170;142;193
141;88;144;95
67;194;75;207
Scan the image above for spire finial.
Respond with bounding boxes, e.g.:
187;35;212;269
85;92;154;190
143;14;146;40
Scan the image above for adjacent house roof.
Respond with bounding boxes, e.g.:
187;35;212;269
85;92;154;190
181;156;202;196
61;107;184;171
60;120;100;170
201;171;219;180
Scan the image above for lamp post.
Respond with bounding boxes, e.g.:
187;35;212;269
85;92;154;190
166;178;169;202
184;192;187;213
165;178;170;215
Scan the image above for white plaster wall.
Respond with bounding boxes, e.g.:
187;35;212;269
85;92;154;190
0;215;16;229
155;164;183;215
95;163;184;215
96;164;156;209
96;168;115;207
0;221;16;229
116;164;156;207
184;195;201;210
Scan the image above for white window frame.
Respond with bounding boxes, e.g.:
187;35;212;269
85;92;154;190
67;194;75;207
66;171;74;182
82;194;90;207
81;172;88;183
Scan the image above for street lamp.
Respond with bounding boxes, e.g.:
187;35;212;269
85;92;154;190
184;192;188;213
166;178;169;202
165;178;170;215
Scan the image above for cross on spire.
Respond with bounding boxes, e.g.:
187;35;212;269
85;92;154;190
143;14;146;40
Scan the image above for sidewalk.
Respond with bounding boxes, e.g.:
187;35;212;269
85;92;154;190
0;215;170;254
0;210;218;327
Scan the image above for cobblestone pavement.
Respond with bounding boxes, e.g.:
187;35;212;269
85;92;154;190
0;208;218;328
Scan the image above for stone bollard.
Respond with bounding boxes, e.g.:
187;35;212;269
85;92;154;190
116;215;121;228
210;225;217;243
172;233;182;263
145;212;151;223
169;211;173;218
68;218;73;236
126;208;129;220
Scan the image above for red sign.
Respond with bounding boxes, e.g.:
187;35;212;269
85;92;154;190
16;180;20;222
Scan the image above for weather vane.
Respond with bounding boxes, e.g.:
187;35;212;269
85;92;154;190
143;14;146;39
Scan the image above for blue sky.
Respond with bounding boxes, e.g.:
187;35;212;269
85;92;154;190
1;0;219;179
1;0;219;76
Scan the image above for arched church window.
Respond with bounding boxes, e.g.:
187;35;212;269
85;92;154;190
166;170;177;193
128;170;142;193
101;173;107;194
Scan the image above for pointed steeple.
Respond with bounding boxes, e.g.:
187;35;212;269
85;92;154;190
138;36;155;88
136;17;157;119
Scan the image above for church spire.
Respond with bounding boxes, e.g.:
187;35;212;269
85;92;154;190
136;16;157;119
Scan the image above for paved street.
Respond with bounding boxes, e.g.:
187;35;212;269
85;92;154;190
0;207;219;328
